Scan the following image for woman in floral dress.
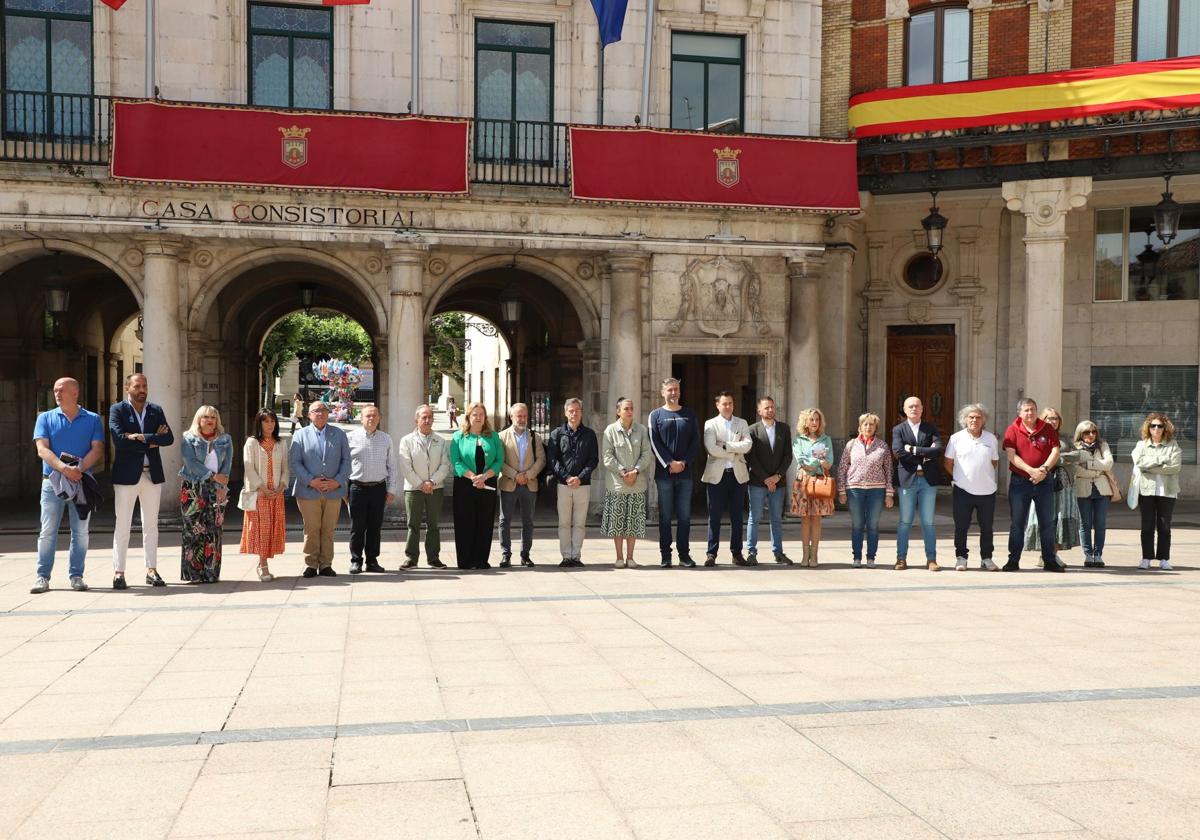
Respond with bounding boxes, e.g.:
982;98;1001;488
240;409;289;581
791;407;835;567
179;405;233;583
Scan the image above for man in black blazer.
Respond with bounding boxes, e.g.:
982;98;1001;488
745;396;795;565
891;396;944;571
109;373;174;589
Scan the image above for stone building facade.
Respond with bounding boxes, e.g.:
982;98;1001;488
0;0;836;504
825;0;1200;492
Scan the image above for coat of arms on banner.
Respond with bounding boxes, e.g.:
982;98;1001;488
713;146;741;189
279;125;311;169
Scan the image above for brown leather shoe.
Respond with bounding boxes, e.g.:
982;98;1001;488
927;560;941;572
895;559;908;570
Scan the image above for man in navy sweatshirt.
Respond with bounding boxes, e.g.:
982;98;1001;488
648;377;701;567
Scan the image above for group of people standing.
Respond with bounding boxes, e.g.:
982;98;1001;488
30;373;1185;593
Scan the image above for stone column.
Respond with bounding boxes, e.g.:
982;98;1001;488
786;251;826;422
605;252;647;415
386;242;427;438
1002;177;1092;410
138;235;186;502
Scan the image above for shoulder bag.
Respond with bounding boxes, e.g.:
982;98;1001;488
1126;466;1140;510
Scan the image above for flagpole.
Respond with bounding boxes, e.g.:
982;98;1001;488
639;0;655;125
145;0;156;98
411;0;421;112
597;35;605;125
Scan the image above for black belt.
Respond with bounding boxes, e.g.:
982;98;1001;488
351;480;384;487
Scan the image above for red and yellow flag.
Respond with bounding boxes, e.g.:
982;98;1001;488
98;0;128;9
849;55;1200;138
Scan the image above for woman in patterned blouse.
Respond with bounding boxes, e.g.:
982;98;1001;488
836;413;894;567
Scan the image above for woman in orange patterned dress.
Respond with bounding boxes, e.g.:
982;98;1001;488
240;409;289;581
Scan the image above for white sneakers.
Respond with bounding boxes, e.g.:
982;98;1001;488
1160;559;1173;571
1139;558;1151;570
955;557;967;571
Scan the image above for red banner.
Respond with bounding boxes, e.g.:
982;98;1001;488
99;0;127;8
569;126;859;212
111;100;469;195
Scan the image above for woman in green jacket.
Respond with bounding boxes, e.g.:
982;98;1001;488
1131;412;1182;571
450;402;505;569
601;398;655;568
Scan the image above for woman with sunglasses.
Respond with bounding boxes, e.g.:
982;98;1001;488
1131;413;1182;570
1063;421;1114;568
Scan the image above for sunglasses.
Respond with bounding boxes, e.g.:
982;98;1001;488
1150;423;1165;429
1082;430;1097;436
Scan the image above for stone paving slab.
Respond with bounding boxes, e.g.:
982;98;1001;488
0;526;1198;838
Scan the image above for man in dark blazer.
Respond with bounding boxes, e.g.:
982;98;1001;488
745;396;794;564
109;372;174;589
891;396;945;571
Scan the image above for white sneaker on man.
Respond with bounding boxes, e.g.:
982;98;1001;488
1139;558;1151;570
981;558;1000;571
954;557;967;571
1159;559;1173;571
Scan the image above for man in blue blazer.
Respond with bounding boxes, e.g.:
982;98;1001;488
109;373;174;589
289;400;352;577
891;396;946;572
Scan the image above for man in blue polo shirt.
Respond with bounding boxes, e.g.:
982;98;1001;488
31;377;105;594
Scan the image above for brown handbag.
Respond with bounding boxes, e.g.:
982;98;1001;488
803;474;836;500
1103;470;1122;503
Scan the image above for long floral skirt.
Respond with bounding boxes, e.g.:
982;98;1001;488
181;478;225;582
601;490;647;538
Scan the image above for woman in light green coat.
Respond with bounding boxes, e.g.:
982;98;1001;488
601;398;655;567
1131;412;1182;571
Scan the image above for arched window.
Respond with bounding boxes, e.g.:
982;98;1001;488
905;5;971;86
1135;0;1200;60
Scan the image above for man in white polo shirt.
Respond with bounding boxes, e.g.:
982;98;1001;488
943;403;1000;571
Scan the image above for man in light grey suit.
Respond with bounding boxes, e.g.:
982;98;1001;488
289;400;352;577
701;391;753;566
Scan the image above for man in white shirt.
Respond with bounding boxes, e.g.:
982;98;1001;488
943;403;1000;571
700;392;753;566
397;404;450;569
347;404;399;574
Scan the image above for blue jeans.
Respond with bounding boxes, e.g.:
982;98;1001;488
656;476;692;561
37;478;89;580
1008;474;1055;565
846;487;886;561
1077;487;1109;557
747;483;786;556
896;475;938;561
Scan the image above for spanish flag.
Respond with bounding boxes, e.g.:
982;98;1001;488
849;55;1200;138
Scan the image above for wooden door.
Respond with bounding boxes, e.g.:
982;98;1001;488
886;327;956;437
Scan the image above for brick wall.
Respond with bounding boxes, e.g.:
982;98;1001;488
852;25;891;95
989;4;1030;78
1072;0;1116;67
823;0;853;136
852;0;885;22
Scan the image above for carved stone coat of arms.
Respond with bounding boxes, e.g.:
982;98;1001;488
668;256;768;338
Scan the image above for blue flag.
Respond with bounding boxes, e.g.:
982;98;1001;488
591;0;629;46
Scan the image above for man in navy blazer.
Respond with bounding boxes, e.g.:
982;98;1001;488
891;396;945;572
109;373;174;589
289;400;352;577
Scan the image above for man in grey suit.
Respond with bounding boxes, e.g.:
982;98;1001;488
745;396;794;565
289;400;352;577
700;391;753;566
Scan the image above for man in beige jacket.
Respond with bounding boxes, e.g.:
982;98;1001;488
497;403;547;567
397;404;450;569
701;391;753;566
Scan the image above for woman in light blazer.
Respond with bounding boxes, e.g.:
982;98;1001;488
239;409;289;581
1131;412;1183;570
1061;419;1114;568
601;398;655;568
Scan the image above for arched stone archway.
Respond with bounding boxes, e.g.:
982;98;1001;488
188;246;387;336
0;248;141;497
190;256;387;465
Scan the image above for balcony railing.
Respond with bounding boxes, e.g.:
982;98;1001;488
0;92;576;188
1;90;112;166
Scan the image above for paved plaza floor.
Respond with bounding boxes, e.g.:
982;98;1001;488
1;517;1198;839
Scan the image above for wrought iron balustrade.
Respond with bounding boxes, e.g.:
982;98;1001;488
1;91;112;165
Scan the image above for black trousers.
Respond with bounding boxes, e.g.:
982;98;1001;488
1139;495;1175;560
705;470;747;557
952;486;995;561
453;476;498;568
348;482;387;564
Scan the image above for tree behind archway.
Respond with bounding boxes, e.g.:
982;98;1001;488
261;312;371;406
